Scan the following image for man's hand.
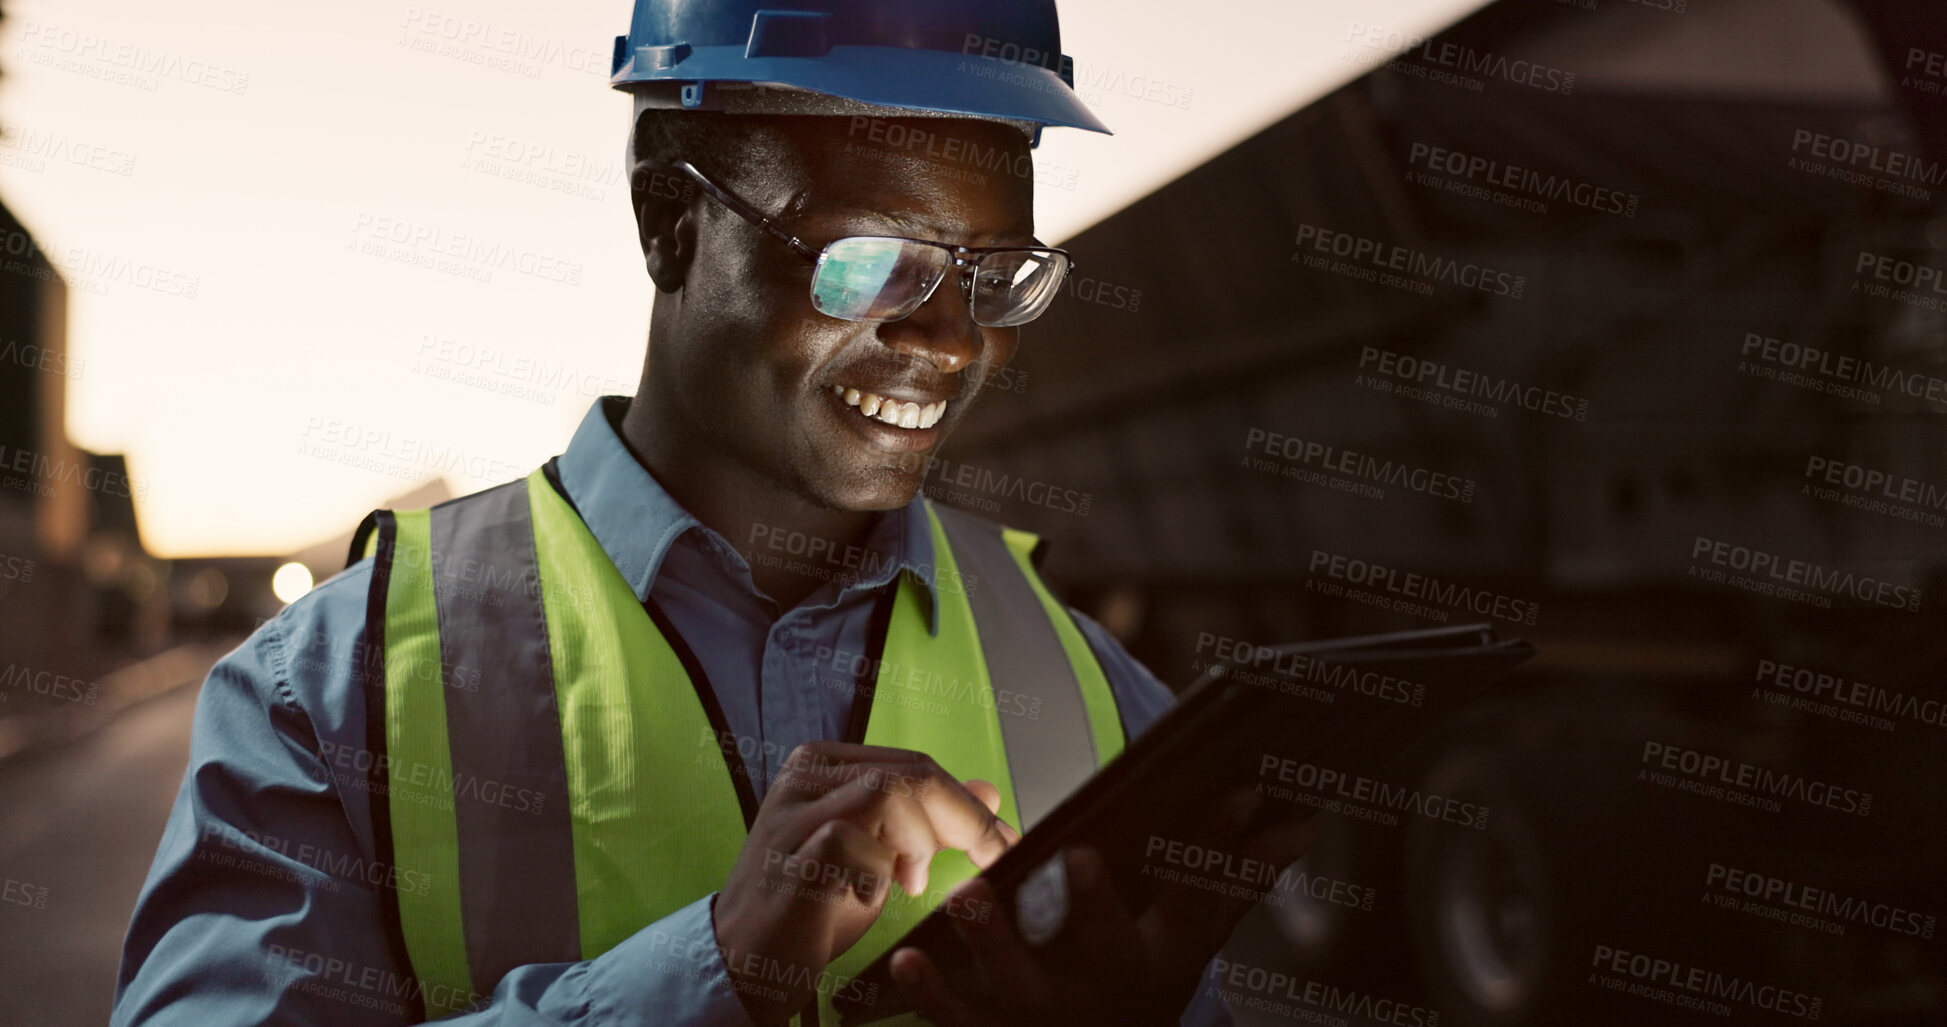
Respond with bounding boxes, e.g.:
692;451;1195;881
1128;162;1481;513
888;786;1315;1026
712;742;1021;1025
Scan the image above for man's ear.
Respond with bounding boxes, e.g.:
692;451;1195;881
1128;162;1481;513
631;163;696;293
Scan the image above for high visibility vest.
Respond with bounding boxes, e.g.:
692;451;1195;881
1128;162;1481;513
348;464;1126;1022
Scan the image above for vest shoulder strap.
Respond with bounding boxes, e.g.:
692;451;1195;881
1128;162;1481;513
349;480;512;569
362;477;585;1015
923;500;1127;827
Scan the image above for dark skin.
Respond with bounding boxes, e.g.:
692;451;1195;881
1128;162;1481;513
622;114;1313;1024
621;115;1020;610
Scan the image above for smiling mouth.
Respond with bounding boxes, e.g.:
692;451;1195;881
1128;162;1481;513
829;384;948;430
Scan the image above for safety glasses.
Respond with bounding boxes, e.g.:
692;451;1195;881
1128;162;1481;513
672;160;1074;328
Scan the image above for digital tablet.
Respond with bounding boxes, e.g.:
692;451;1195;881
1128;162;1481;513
833;622;1535;1024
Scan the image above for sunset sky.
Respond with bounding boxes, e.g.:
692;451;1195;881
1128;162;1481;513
2;0;1484;556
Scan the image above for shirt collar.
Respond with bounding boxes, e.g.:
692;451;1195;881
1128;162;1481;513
553;397;943;635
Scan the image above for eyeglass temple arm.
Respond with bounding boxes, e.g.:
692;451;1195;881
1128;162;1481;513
672;161;822;263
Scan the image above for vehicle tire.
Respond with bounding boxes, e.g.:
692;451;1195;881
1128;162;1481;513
1403;746;1580;1026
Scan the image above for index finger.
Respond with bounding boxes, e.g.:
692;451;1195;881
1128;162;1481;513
809;756;1020;869
895;765;1021;868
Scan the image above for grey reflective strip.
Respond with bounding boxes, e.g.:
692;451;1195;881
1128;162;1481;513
429;480;581;993
933;505;1097;830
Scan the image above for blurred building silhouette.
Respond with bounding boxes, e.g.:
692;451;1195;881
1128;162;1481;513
0;193;169;670
0;0;158;684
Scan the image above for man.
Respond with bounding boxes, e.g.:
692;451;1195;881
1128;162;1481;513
113;2;1310;1024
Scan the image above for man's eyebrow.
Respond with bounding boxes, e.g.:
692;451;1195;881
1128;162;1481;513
859;216;1045;247
852;209;937;234
795;202;1039;246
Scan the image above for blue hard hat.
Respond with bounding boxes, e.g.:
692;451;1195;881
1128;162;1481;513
610;0;1110;141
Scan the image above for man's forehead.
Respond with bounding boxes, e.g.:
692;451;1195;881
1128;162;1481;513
769;118;1039;241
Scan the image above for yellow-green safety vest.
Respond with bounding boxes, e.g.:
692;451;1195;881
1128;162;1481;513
348;464;1126;1023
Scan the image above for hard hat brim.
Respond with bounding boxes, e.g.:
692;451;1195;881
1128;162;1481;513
614;45;1112;136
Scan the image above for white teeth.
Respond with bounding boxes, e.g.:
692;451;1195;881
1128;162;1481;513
834;385;947;430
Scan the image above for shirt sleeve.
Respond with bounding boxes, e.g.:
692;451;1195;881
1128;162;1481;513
1069;608;1237;1027
111;565;757;1027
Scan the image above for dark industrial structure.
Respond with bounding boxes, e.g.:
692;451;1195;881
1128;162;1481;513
947;0;1947;1022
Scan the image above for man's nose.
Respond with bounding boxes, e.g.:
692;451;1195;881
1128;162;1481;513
875;268;981;374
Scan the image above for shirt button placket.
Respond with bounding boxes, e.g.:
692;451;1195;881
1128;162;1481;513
762;617;806;784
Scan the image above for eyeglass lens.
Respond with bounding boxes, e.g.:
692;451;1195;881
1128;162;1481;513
809;237;1068;327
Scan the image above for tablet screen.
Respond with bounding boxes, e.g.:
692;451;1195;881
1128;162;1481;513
835;623;1536;1023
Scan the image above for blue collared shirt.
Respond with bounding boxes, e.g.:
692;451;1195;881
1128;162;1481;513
112;397;1231;1026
